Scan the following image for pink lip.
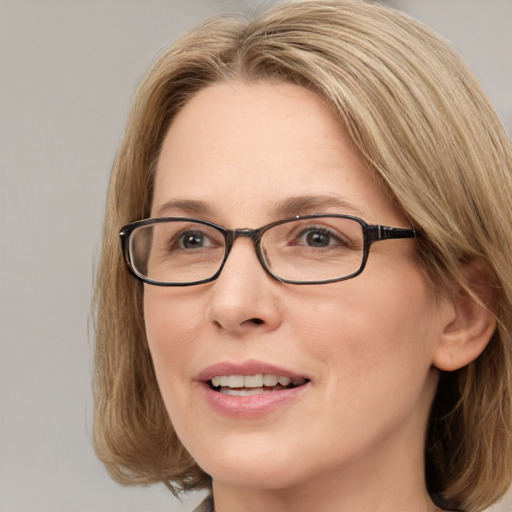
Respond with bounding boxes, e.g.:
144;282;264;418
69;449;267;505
196;360;311;418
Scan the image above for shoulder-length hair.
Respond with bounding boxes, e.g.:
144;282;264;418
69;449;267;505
93;1;512;510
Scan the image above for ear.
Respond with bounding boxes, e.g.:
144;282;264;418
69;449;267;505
433;260;497;372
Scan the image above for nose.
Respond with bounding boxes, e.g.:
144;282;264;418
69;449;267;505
205;238;282;335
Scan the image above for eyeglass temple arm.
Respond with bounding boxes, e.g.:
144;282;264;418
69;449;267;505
367;225;417;244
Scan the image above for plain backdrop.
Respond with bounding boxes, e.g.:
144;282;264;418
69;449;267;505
1;1;510;511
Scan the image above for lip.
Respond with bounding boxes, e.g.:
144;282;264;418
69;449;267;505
196;360;311;418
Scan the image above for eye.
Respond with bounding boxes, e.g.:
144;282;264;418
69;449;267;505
176;230;215;250
295;227;346;248
302;228;333;247
288;226;349;249
168;229;219;251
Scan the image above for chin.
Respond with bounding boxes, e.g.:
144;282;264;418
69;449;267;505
206;462;306;491
187;437;310;491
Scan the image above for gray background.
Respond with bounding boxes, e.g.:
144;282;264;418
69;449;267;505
1;1;510;511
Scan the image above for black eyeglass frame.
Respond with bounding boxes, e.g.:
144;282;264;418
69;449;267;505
119;214;416;286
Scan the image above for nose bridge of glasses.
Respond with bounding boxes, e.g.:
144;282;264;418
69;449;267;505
223;227;266;267
229;227;262;244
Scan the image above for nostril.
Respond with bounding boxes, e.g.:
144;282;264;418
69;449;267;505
248;318;264;325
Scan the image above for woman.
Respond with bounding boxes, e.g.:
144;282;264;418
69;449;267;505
93;1;512;511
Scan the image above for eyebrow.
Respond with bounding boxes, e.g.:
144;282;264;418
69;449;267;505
271;195;370;219
154;195;370;220
154;199;211;217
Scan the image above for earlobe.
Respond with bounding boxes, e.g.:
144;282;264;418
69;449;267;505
433;262;497;372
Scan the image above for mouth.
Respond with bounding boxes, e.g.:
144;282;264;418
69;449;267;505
199;362;311;416
208;374;309;396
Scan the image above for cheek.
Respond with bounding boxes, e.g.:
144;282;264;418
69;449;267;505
282;270;440;453
143;288;205;402
291;265;438;390
144;286;204;345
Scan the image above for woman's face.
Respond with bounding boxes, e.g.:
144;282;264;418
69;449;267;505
144;81;450;495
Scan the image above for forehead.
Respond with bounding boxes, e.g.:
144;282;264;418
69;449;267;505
158;80;353;170
152;81;403;226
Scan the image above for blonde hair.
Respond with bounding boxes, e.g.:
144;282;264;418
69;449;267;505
93;1;512;509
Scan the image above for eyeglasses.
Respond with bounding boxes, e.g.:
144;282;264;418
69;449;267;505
119;214;416;286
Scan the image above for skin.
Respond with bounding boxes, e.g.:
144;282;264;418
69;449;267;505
144;81;458;512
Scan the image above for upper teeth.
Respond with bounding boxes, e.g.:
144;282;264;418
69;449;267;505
211;374;305;388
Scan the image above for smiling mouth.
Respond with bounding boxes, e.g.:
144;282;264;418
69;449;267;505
208;374;309;396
